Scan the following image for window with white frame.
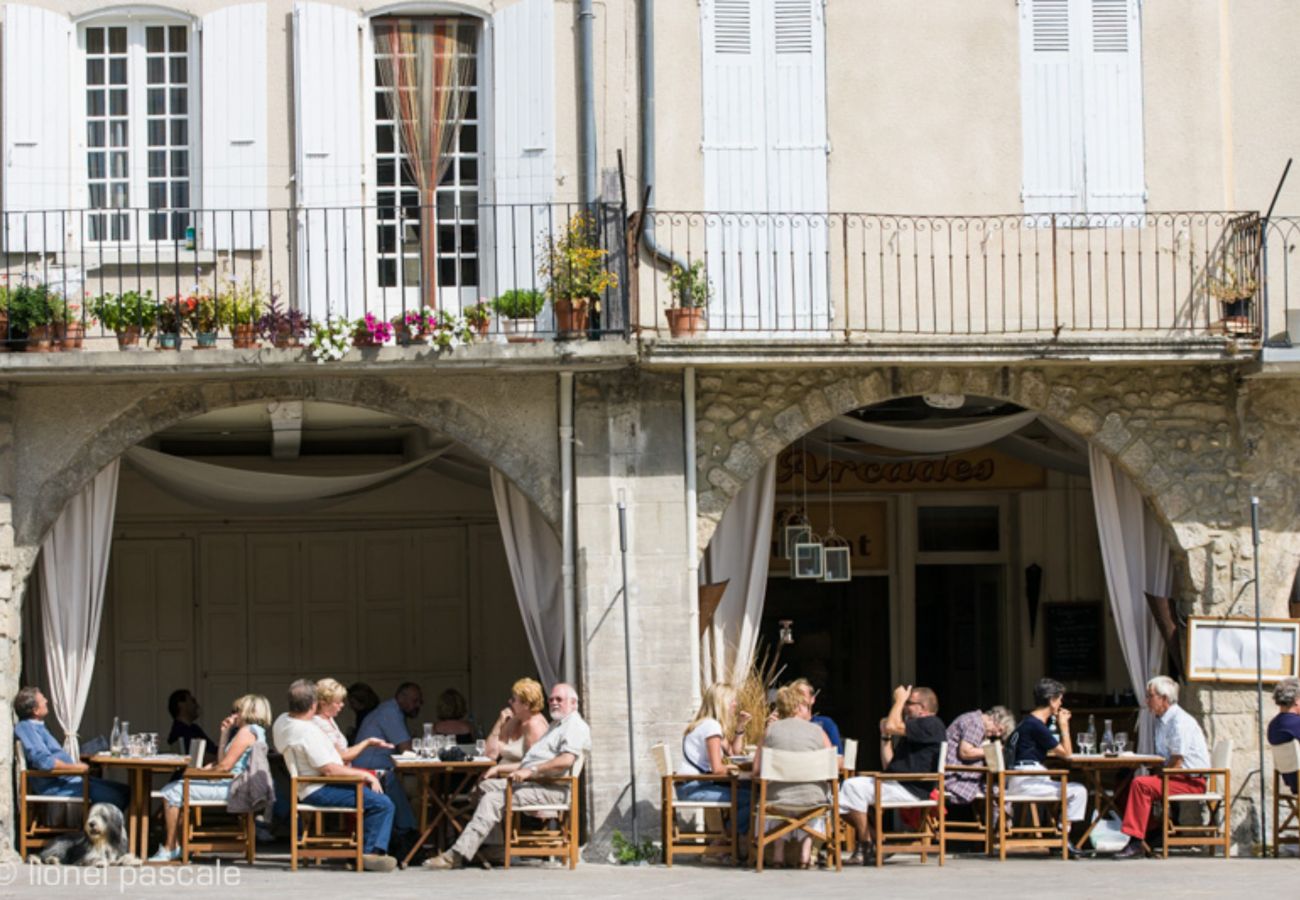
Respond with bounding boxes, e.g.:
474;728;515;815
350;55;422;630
82;21;195;242
371;17;480;298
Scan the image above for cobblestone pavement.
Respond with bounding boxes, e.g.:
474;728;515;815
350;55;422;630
0;856;1288;899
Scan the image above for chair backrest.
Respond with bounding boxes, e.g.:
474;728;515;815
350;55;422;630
842;738;858;772
936;740;948;775
282;744;303;780
190;738;207;768
759;745;837;783
650;742;672;778
14;740;27;775
983;740;1006;773
1211;739;1233;771
1271;739;1300;777
570;752;587;779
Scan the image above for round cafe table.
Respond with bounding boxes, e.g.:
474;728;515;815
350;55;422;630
1067;753;1164;849
90;753;191;859
393;757;494;866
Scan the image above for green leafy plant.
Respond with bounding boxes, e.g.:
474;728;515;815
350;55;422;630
193;295;221;333
539;211;619;301
493;288;546;320
463;300;492;328
90;290;157;334
218;278;268;326
309;316;352;363
668;260;712;309
7;284;56;332
610;830;658;865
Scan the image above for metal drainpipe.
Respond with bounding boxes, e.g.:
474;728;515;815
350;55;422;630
684;367;701;706
560;372;577;686
639;0;689;269
577;0;598;205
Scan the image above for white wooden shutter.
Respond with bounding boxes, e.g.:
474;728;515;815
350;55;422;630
491;0;554;295
702;0;767;331
3;3;71;253
1081;0;1145;214
201;2;268;250
1019;0;1084;215
293;1;364;320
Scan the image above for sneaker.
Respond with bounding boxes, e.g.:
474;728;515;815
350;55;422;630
362;853;398;873
422;851;461;870
148;846;179;863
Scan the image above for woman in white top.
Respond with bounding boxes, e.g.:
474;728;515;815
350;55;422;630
313;678;393;764
678;682;753;838
483;677;549;776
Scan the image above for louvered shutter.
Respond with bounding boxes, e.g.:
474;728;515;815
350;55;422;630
1081;0;1145;214
702;0;766;331
1019;0;1084;214
765;0;828;330
2;3;71;253
201;2;268;250
293;1;364;319
491;0;554;296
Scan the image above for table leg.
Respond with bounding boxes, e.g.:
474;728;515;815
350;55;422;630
402;772;435;867
132;771;147;859
1075;770;1106;848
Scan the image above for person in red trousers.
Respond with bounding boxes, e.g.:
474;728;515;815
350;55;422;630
1113;675;1209;859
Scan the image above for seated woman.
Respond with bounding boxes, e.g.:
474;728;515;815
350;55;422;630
753;684;831;868
676;682;754;845
313;678;393;763
433;689;474;740
483;678;549;771
149;693;271;862
944;705;1016;807
1006;677;1089;853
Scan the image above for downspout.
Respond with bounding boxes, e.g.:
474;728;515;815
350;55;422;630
577;0;598;205
560;372;577;686
638;0;689;269
684;367;701;706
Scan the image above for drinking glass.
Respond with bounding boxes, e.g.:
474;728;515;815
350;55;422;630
423;723;434;743
1078;735;1095;755
419;736;432;758
1114;732;1128;754
474;739;486;759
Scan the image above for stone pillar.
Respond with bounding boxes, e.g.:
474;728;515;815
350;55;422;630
0;383;19;858
573;370;693;857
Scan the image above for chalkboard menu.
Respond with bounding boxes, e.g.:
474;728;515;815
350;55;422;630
1045;603;1104;680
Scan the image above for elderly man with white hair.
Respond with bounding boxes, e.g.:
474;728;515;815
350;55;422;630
424;682;591;870
1113;675;1210;859
1268;676;1300;794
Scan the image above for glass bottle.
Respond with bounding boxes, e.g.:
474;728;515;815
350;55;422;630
109;718;122;756
1101;718;1115;755
1086;714;1097;751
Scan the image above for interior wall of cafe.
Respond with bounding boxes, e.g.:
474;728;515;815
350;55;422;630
23;456;537;746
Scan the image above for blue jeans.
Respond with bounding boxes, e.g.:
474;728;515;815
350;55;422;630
33;775;130;811
304;785;394;854
676;780;752;836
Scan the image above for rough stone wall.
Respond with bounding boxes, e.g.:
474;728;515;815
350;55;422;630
0;384;15;859
694;363;1300;850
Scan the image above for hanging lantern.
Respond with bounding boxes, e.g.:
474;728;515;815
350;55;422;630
782;509;811;560
792;530;825;580
821;528;852;583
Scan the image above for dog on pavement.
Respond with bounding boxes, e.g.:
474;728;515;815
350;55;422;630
35;803;140;866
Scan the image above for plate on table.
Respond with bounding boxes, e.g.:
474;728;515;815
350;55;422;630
393;751;420;761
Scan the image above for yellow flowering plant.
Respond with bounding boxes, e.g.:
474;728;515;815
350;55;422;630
538;212;619;304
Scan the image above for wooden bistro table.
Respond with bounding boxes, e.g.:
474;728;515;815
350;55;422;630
395;757;494;866
89;753;191;859
1067;753;1165;849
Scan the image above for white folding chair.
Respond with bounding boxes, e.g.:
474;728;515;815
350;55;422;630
866;740;947;867
751;745;841;872
503;753;584;869
15;739;89;859
284;745;365;871
651;742;738;866
1272;739;1300;857
1163;738;1232;859
984;741;1068;860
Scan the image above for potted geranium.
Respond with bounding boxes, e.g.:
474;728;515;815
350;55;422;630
0;282;10;351
666;260;711;337
493;289;546;340
539;211;618;337
90;290;155;349
463;300;492;338
156;293;198;350
51;298;88;350
392;308;437;346
256;297;310;349
219;278;267;349
429;311;473;351
10;284;55;352
353;312;393;348
192;294;221;348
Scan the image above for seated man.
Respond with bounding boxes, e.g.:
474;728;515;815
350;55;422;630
13;686;129;810
353;682;422;834
1267;675;1300;794
272;678;397;873
839;685;945;857
165;688;215;758
1114;675;1210;859
423;682;591;870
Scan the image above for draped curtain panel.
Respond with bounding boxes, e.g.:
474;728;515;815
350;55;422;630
39;460;121;757
1089;446;1173;753
702;458;777;687
490;468;564;689
825;410;1040;454
374;18;476;306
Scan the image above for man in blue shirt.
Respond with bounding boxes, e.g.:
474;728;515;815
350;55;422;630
1268;676;1300;793
354;682;423;835
13;686;129;810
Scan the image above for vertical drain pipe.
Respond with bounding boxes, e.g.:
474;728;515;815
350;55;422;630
560;372;577;685
577;0;598;206
684;367;701;706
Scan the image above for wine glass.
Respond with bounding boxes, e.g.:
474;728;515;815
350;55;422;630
1078;734;1095;755
1114;732;1128;754
474;739;487;759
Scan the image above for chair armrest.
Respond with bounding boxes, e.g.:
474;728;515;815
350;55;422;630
663;773;736;784
945;765;990;774
294;775;367;785
25;765;88;778
869;772;944;783
1160;768;1223;779
524;774;578;788
183;768;234;780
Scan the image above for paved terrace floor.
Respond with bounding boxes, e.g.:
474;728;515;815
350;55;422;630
0;855;1289;898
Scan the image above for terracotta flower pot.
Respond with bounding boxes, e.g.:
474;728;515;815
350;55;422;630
0;310;9;352
231;323;258;349
115;325;142;350
554;297;590;337
395;325;426;347
25;324;54;352
353;329;381;348
665;307;706;338
472;319;490;339
57;321;85;350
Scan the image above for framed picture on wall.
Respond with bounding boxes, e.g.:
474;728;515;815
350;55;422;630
1187;617;1300;684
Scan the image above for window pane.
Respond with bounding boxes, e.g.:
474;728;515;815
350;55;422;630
108;27;127;53
110;183;129;208
460;258;478;286
109;121;129;147
169;57;187;84
378;259;397;287
148;120;165;146
87;152;106;179
437;258;456;287
147;58;164;84
171;182;188;208
170;120;188;146
109;58;127;85
460;158;477;184
86;28;104;54
87;59;105;85
461;191;477;217
148;183;167;208
375;126;394;153
89;184;106;208
377;192;396;215
406;258;424;286
148;151;166;178
463;92;477;119
169;25;187;52
376;159;395;186
111;152;129;178
458;124;476;153
87;121;105;147
377;225;397;253
437;224;455;253
170;88;187;114
917;506;1000;553
459;225;478;253
147;27;165;53
87;90;105;116
147;88;165;115
170;150;188;177
110;89;128;116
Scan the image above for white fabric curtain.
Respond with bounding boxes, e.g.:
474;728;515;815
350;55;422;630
702;458;777;687
1089;446;1173;753
124;445;451;513
490;468;564;689
38;460;121;756
826;410;1038;453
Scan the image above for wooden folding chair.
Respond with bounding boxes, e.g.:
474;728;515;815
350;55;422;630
1272;739;1300;857
284;746;365;871
1162;738;1232;859
178;739;255;864
651;742;738;866
15;739;90;859
944;754;993;855
751;745;841;872
984;741;1069;860
836;739;859;859
864;740;947;867
503;754;584;869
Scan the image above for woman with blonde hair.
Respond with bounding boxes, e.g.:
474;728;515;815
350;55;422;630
313;678;394;763
484;677;549;771
676;682;754;840
149;693;272;862
753;684;833;868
